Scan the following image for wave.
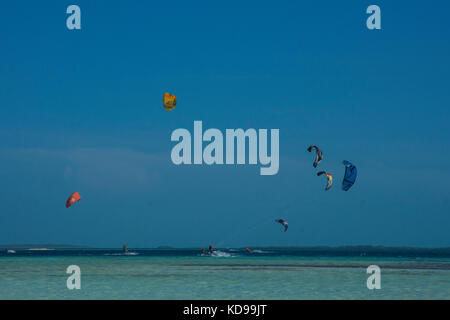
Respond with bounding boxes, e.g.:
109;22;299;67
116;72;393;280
252;250;270;254
104;252;139;256
211;250;234;257
199;250;236;257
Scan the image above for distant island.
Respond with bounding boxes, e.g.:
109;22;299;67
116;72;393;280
0;244;90;249
247;245;450;250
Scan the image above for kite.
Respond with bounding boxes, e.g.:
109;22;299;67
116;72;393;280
275;219;288;232
66;192;81;208
342;160;357;191
317;171;333;191
163;93;177;111
307;145;323;168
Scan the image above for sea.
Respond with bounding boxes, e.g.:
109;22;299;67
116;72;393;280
1;248;449;299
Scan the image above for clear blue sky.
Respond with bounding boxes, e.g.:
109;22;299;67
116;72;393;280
0;1;449;248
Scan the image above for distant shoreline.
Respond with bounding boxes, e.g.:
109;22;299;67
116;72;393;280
0;244;91;249
1;244;449;251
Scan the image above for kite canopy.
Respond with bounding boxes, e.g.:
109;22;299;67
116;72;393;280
163;93;177;111
317;171;333;191
275;219;288;232
307;145;323;168
342;160;357;191
66;192;81;208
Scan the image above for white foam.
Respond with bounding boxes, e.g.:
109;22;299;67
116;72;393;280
211;250;233;257
104;252;139;256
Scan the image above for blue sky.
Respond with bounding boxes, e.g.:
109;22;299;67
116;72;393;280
0;1;449;248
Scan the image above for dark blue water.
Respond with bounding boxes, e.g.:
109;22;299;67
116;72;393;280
2;247;450;258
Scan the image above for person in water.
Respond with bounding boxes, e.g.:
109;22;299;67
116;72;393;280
209;245;214;255
200;248;207;255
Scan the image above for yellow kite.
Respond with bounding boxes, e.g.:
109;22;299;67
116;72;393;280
163;93;177;111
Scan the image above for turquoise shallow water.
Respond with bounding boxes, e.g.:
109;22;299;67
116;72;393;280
1;249;450;299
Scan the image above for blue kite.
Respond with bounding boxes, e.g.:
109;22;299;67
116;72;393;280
342;160;357;191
